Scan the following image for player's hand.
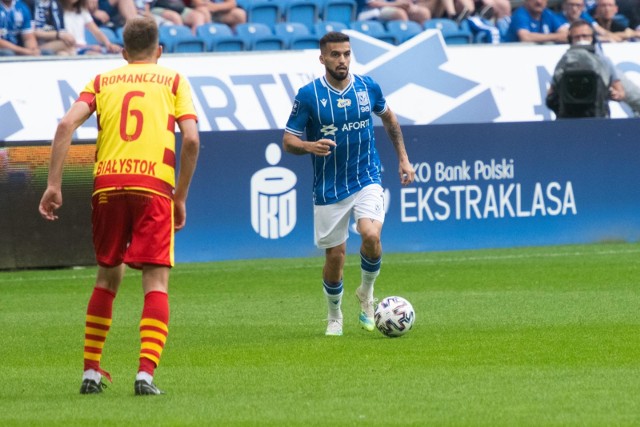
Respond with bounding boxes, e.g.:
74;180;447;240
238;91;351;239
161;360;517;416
174;200;186;231
105;42;122;53
39;187;62;221
399;159;415;186
310;139;336;156
610;86;624;101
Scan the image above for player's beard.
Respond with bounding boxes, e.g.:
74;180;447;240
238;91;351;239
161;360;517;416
327;66;348;82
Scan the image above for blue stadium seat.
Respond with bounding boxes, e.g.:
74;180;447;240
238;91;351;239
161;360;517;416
313;20;347;37
321;0;356;26
423;18;472;44
235;22;287;50
290;37;321;49
349;20;395;44
196;23;245;51
385;20;423;44
235;0;252;10
246;0;282;30
85;26;120;46
159;25;206;53
282;0;320;31
274;22;320;49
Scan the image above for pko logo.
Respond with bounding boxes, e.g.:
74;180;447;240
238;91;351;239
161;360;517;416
250;143;297;239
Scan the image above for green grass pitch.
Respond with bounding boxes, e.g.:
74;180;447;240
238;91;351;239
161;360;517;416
1;242;639;426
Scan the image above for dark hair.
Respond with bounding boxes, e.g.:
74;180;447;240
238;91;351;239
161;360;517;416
320;31;350;50
123;16;159;58
60;0;85;14
568;19;594;35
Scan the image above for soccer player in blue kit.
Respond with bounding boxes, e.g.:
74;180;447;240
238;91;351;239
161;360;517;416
282;31;415;336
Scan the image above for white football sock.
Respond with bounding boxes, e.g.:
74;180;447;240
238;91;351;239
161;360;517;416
360;270;379;296
83;369;101;382
136;371;153;384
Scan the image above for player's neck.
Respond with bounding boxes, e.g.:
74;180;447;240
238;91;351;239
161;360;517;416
325;74;350;91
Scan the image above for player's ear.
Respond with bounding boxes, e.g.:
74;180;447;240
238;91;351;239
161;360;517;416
122;49;128;61
157;45;163;59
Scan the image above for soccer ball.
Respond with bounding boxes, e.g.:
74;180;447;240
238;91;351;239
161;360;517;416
374;296;415;337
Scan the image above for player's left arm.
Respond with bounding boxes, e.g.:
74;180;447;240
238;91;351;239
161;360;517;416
39;101;92;220
379;107;414;186
173;118;200;231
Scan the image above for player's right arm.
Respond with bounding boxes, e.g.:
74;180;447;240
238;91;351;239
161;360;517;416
282;132;336;156
39;101;92;220
283;90;336;156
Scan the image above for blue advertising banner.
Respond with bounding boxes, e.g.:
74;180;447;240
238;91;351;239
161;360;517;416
176;118;640;262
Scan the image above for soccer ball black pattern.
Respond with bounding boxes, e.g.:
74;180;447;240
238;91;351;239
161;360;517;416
374;296;415;337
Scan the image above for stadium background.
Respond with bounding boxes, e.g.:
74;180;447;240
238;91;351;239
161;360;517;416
1;31;639;269
3;119;639;269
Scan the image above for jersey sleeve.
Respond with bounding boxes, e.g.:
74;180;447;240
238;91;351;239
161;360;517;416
547;10;566;32
174;73;198;122
367;77;387;116
284;88;311;137
76;77;98;113
19;3;34;33
505;8;528;42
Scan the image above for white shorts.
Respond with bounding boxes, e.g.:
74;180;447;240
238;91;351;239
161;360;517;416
314;184;385;249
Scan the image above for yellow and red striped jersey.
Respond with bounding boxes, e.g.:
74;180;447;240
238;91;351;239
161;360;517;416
78;62;197;198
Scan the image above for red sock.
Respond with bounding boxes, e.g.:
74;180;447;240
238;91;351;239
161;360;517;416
138;291;169;376
83;287;115;381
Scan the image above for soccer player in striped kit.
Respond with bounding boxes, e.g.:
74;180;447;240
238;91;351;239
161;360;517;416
39;16;199;395
283;31;415;336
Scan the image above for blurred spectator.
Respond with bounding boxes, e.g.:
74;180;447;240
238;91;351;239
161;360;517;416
504;0;568;42
60;0;122;53
356;0;431;25
33;0;76;54
424;0;475;23
191;0;245;30
555;0;614;40
0;0;41;55
556;0;595;25
137;0;208;34
546;19;623;117
616;0;640;30
88;0;137;27
593;0;639;41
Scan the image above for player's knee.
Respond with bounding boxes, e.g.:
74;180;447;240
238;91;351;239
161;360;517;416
361;231;381;254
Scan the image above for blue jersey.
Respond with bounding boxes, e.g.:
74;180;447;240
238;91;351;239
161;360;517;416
0;0;33;46
504;7;564;42
33;0;64;32
285;74;387;206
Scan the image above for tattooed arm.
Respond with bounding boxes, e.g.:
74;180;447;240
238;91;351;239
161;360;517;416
379;108;415;186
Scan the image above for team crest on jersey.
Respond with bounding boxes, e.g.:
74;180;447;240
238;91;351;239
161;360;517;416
291;100;300;116
357;91;370;107
337;98;351;108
